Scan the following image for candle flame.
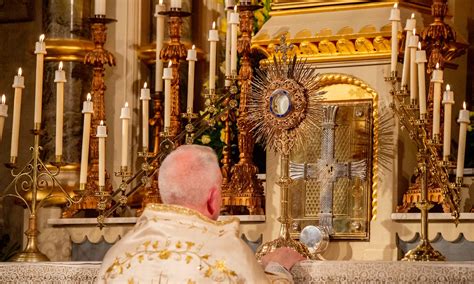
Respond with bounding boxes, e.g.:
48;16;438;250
39;34;45;42
436;62;439;69
1;94;5;105
212;21;216;29
59;61;63;71
417;42;421;50
87;93;92;101
234;5;237;12
394;3;398;8
463;101;467;110
143;82;148;89
446;84;451;91
100;120;104;126
412;28;416;35
18;68;22;76
125;102;129;108
192;44;195;50
411;13;415;19
159;0;163;4
168;61;172;68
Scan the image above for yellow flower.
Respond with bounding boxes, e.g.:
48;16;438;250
201;135;211;144
220;129;226;142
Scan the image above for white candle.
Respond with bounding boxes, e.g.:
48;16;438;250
456;102;470;179
225;2;233;87
408;29;418;102
401;13;416;89
431;63;443;138
96;120;107;187
155;0;166;93
94;0;106;16
34;34;46;128
163;61;173;129
209;21;219;91
140;82;151;150
229;6;239;74
186;45;197;112
442;85;454;159
389;3;400;74
170;0;182;9
415;42;427;118
54;61;66;158
79;93;93;186
120;102;131;168
11;68;24;158
0;95;8;143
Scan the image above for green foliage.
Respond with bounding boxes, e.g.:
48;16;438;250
254;0;272;34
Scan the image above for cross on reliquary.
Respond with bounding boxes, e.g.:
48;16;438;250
275;34;294;63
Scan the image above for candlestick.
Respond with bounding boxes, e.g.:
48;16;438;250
186;45;197;113
11;67;24;158
80;93;93;187
456;102;470;179
120;102;131;168
225;1;234;86
170;0;182;9
155;0;166;93
0;95;8;142
415;42;427;118
54;61;66;160
401;13;416;89
442;85;454;159
163;61;173;129
408;29;418;103
431;63;443;139
389;3;400;74
229;6;239;75
34;34;46;129
94;0;106;16
209;21;219;91
140;82;151;150
97;120;107;187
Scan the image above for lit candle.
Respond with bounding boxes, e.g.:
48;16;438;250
54;61;66;159
209;21;219;92
11;68;24;158
456;102;470;180
170;0;182;9
442;85;454;159
96;120;107;187
79;93;93;187
401;13;416;89
225;0;234;87
0;95;8;143
431;63;443;138
140;82;151;150
229;6;239;74
408;29;418;103
415;42;427;118
94;0;106;16
186;45;197;113
155;0;166;93
120;102;131;168
34;34;47;129
163;61;173;129
389;3;400;74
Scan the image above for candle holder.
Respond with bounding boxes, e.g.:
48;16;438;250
181;110;198;145
2;127;83;261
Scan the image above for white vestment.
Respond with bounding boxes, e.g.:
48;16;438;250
98;204;287;283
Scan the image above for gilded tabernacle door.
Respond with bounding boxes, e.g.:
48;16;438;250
289;74;378;240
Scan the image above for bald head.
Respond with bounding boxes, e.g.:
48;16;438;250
158;145;222;219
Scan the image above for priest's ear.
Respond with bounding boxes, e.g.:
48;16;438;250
207;186;222;220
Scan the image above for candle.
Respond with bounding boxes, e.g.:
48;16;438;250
34;34;46;129
456;102;470;179
54;61;66;159
225;1;234;87
229;6;239;74
163;61;173;129
389;3;400;74
155;0;166;93
442;85;454;159
408;29;418;103
96;120;107;187
401;13;416;89
186;45;197;112
79;93;93;186
120;102;131;168
140;82;151;150
209;21;219;92
94;0;106;16
0;95;8;143
11;68;24;158
431;63;443;138
170;0;182;9
415;42;427;118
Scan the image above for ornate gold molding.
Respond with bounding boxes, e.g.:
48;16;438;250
137;40;194;65
45;38;94;62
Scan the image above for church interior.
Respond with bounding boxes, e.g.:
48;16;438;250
0;0;474;282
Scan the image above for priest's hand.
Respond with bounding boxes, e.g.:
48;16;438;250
261;247;307;271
